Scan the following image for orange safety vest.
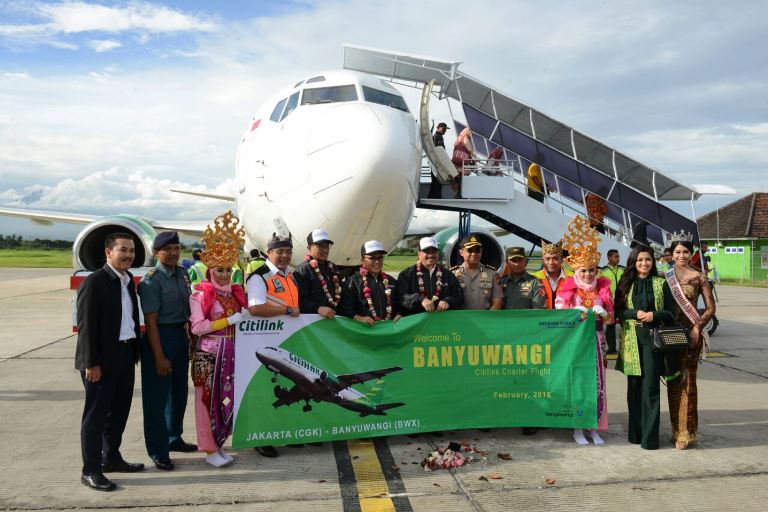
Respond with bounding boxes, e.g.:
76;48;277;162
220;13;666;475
530;268;573;309
252;266;299;308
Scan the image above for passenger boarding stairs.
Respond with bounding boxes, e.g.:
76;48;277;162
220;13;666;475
343;45;708;263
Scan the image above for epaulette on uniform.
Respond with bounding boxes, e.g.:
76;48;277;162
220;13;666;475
143;268;156;280
451;265;463;272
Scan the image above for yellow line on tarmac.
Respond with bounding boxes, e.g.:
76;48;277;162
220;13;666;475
347;439;396;512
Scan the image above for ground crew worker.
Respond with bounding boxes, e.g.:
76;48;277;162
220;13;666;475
599;249;624;353
294;229;342;319
451;234;502;310
137;231;196;472
245;232;299;459
502;246;546;436
530;239;573;309
245;249;266;276
397;237;463;315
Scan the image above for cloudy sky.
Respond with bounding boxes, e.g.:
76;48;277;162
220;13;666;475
1;0;766;239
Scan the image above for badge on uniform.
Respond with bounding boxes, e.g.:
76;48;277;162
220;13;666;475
520;282;532;294
272;277;285;293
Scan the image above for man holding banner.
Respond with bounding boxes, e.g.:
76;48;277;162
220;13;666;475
339;240;401;324
397;237;463;315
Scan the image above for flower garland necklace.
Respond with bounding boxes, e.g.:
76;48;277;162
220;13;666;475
305;255;342;307
359;266;393;320
417;261;442;302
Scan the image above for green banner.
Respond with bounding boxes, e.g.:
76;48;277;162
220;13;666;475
233;310;596;448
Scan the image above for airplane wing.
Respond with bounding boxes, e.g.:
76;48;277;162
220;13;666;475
335;366;403;388
271;385;310;408
0;206;207;237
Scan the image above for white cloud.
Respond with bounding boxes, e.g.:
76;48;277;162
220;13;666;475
88;39;121;52
1;71;30;79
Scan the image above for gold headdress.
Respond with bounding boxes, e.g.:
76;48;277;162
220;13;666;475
561;215;601;269
200;210;245;269
540;239;563;256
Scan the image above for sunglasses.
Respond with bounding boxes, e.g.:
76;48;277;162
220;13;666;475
466;247;482;253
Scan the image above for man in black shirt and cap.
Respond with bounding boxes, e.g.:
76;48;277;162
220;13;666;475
339;240;401;324
397;237;463;315
427;122;450;198
294;229;342;319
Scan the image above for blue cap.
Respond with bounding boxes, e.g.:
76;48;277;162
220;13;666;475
152;231;180;250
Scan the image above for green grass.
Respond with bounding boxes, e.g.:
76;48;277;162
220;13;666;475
383;254;417;273
0;249;72;268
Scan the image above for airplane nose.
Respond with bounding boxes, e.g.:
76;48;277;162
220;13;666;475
304;103;420;261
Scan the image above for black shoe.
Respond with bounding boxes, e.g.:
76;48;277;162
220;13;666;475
153;457;175;471
522;427;538;436
286;443;304;448
169;439;198;452
102;460;145;473
307;442;323;447
81;474;116;492
255;445;279;458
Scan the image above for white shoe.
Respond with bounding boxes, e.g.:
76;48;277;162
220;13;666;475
573;429;589;445
218;449;234;463
206;451;232;468
588;429;605;445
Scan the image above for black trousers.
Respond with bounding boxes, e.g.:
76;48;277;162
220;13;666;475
80;343;135;475
605;323;617;351
626;336;663;450
427;173;442;198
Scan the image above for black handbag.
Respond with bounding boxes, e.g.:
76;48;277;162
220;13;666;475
651;326;690;352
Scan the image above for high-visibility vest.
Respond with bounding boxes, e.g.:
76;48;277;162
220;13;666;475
250;265;299;308
530;268;573;309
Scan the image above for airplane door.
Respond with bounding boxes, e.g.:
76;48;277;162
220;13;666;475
236;134;266;199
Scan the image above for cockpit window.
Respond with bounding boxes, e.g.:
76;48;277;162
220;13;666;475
362;86;409;112
269;97;287;122
301;85;358;105
280;92;299;121
306;75;326;84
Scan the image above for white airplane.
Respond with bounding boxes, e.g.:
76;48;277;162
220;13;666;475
0;68;505;271
255;346;404;417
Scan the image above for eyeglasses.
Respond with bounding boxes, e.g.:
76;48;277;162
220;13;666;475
364;255;384;261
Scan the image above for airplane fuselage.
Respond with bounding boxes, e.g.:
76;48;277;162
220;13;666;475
236;70;422;266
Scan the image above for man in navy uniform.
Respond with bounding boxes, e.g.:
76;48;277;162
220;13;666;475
76;233;144;491
137;231;195;471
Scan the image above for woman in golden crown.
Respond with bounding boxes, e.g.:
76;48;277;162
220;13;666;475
189;211;247;467
664;233;715;449
554;216;613;445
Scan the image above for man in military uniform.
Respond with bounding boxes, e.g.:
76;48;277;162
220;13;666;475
397;237;463;315
137;231;195;471
502;246;546;435
502;247;546;311
452;234;502;310
294;229;341;319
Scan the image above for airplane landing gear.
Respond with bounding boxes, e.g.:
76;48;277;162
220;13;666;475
271;373;278;383
302;401;312;413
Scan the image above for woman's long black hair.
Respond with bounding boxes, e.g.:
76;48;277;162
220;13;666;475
614;245;658;315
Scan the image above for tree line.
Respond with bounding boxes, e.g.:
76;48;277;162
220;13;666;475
0;235;73;250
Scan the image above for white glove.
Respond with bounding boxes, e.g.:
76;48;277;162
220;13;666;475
241;306;252;317
574;305;589;313
227;312;243;326
592;305;607;318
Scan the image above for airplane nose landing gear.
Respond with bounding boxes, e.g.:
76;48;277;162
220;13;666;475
302;402;312;413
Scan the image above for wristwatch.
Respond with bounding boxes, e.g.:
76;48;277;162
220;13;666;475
286;307;294;315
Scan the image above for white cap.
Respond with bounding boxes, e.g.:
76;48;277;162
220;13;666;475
308;228;333;245
419;237;439;251
361;240;386;256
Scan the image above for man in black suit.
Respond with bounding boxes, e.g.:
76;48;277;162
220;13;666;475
76;233;145;491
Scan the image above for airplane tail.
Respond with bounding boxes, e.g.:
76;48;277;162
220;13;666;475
359;402;405;417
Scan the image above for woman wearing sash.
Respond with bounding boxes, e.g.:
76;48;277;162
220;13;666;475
554;216;613;445
189;211;247;467
615;246;676;450
666;235;716;450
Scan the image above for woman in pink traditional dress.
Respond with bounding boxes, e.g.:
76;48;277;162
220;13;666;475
665;237;716;450
450;127;476;198
189;211;247;467
554;216;613;445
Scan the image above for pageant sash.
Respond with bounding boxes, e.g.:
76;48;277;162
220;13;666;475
664;268;709;359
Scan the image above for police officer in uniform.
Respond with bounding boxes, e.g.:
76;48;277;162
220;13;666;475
502;247;546;311
294;229;342;319
451;234;502;310
137;231;196;471
246;233;299;457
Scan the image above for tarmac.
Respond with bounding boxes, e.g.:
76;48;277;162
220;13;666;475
0;267;766;511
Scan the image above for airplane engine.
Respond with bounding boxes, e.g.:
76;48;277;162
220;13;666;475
319;371;327;381
432;227;506;273
72;215;157;271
